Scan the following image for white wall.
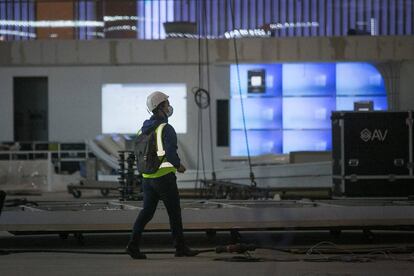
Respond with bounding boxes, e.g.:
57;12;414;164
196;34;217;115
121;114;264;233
0;64;230;169
0;73;13;141
399;61;414;111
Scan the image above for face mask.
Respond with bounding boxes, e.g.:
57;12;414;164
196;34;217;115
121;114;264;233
166;106;174;117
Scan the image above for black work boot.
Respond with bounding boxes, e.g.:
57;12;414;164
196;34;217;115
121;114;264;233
126;241;147;259
175;244;199;257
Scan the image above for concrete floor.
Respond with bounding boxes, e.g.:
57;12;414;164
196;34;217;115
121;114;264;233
2;192;414;275
2;231;414;276
2;253;414;276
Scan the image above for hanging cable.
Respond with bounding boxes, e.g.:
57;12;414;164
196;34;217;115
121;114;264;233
194;0;201;195
199;107;207;182
199;0;207;185
202;0;217;183
194;86;210;197
194;0;208;196
193;0;220;198
229;0;256;187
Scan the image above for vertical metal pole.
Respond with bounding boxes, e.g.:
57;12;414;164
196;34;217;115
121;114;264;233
126;151;135;200
118;151;126;201
340;116;345;195
47;152;52;192
58;143;61;173
408;111;413;176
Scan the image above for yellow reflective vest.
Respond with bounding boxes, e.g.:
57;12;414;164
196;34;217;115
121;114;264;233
140;123;177;178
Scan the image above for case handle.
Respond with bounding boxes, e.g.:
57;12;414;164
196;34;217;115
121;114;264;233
348;159;359;167
394;159;405;167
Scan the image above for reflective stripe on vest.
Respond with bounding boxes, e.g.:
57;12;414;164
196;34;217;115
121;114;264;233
155;123;174;168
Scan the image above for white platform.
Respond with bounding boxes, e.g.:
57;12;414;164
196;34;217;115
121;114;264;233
1;199;414;233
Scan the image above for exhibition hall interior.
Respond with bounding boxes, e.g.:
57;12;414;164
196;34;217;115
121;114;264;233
1;0;414;275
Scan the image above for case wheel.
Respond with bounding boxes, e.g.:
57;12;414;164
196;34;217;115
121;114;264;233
100;189;110;197
72;190;82;198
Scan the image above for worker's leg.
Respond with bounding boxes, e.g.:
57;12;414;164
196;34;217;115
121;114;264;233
158;173;198;256
0;190;6;215
131;178;160;238
157;173;184;246
127;178;160;259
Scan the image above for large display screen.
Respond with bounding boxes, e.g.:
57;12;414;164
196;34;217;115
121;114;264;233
282;97;336;129
102;83;187;134
336;96;388;111
230;62;387;156
231;98;282;130
231;130;283;156
283;63;336;96
336;63;386;96
283;130;332;153
230;64;282;97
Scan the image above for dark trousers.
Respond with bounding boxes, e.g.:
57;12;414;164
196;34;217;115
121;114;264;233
131;173;184;247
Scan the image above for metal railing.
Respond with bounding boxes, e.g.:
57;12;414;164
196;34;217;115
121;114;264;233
0;141;92;173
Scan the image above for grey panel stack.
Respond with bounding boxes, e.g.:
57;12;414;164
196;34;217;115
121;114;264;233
332;111;414;197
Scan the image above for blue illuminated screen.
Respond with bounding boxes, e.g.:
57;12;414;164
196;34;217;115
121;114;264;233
283;97;336;129
231;64;282;97
283;63;336;96
336;63;386;96
283;130;332;153
336;96;388;111
230;62;387;156
231;130;282;156
231;98;282;129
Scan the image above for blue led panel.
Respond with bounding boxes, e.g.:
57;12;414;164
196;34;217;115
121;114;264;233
283;63;336;96
230;64;282;97
283;130;332;153
336;96;388;111
231;130;282;156
230;62;387;156
231;98;282;130
336;63;386;96
283;97;336;129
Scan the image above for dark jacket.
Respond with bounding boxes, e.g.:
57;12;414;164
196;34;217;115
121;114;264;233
141;115;181;169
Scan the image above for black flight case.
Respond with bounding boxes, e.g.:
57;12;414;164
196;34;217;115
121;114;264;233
331;111;414;197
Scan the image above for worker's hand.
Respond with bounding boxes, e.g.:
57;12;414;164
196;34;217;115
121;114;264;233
177;164;186;173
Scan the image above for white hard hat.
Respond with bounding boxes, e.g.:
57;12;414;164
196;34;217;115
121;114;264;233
146;91;169;112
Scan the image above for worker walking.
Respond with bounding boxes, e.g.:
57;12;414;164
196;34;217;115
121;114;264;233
126;91;198;259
